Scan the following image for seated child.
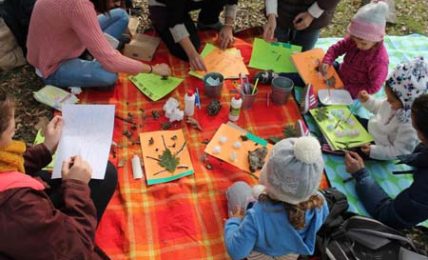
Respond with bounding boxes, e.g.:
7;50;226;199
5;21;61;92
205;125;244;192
358;57;428;160
321;0;389;98
224;136;329;260
345;93;428;229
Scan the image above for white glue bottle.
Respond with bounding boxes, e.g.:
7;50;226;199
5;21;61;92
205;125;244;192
132;154;144;179
229;94;242;122
184;90;196;116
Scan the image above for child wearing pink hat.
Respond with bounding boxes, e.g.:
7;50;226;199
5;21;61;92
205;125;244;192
321;0;389;98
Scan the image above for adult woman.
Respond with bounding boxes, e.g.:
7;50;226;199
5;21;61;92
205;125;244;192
27;0;171;88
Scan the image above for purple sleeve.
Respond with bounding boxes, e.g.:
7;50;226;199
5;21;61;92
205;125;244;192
322;38;351;65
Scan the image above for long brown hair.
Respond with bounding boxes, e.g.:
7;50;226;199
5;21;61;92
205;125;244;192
259;193;324;229
0;91;15;135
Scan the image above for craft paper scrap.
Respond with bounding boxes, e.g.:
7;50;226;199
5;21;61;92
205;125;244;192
309;105;373;151
52;105;115;179
292;48;344;92
34;130;55;170
129;73;184;101
189;43;249;79
205;123;272;175
33;85;79;111
249;38;302;73
139;129;194;185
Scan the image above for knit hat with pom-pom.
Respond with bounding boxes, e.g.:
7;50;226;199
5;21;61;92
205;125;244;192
259;136;324;205
348;0;389;42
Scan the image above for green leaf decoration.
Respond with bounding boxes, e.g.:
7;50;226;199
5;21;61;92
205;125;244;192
158;149;180;173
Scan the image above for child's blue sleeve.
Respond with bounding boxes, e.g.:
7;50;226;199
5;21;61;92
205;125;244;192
224;215;258;260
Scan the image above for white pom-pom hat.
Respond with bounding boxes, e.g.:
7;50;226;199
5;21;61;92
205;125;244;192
259;137;324;205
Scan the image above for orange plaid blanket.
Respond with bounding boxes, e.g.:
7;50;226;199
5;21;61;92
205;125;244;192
80;29;328;259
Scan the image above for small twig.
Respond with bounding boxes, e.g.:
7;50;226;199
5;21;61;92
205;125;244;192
161;135;167;150
115;115;136;126
174;141;187;157
176;165;189;169
146;156;160;162
153;169;167;176
248;172;259;180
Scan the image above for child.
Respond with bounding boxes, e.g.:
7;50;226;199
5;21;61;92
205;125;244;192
358;57;428;160
345;93;428;229
224;136;328;260
321;0;389;98
0;91;116;258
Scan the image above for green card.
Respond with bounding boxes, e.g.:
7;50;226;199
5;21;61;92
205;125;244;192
129;73;184;101
249;38;302;73
34;130;55;171
310;105;374;151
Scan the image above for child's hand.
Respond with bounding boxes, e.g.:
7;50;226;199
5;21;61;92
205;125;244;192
360;144;371;155
345;151;365;174
263;14;277;42
319;63;329;77
152;63;171;77
358;90;370;103
43;115;63;154
229;206;244;219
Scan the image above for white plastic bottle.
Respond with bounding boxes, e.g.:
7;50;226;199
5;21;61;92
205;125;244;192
229;94;242;122
184;90;196;116
132;154;144;179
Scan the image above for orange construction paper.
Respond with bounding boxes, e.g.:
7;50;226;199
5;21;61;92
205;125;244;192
139;129;194;185
193;47;249;79
204;123;272;176
291;48;344;93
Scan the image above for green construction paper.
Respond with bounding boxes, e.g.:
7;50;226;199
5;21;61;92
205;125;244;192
34;130;55;170
249;38;302;73
147;170;194;185
246;132;268;147
129;73;184;101
310;105;373;151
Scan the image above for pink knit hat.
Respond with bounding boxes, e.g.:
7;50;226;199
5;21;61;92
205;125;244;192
348;0;389;42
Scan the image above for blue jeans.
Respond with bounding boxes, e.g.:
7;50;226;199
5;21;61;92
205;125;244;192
43;8;129;88
275;26;320;51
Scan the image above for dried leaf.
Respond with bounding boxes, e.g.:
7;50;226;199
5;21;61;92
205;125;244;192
158;149;180;173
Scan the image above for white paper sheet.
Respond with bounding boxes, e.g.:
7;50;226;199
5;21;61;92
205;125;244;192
52;105;115;179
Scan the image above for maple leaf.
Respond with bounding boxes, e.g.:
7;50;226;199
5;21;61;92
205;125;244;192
158;148;180;173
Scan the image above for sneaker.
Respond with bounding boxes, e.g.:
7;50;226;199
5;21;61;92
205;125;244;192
300;83;318;114
254;70;278;84
197;21;224;31
295;119;310;137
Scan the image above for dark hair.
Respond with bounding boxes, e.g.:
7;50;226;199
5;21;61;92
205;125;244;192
259;193;324;229
411;94;428;138
89;0;110;14
0;91;15;135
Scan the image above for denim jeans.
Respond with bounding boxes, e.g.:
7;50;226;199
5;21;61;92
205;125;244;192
274;26;320;51
43;8;128;88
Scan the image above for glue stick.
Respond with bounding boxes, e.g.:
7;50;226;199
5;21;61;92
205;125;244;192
132;155;144;179
184;90;196;116
229;94;242;122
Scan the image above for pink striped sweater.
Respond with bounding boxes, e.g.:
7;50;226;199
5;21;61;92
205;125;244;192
27;0;145;78
322;36;389;98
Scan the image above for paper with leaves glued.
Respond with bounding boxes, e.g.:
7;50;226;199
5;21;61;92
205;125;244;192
139;129;194;185
189;43;249;79
204;123;272;176
291;48;344;92
129;73;183;101
249;38;302;73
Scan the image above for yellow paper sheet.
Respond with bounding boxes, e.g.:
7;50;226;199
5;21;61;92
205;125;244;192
190;44;249;79
139;129;194;185
291;48;344;93
204;124;272;176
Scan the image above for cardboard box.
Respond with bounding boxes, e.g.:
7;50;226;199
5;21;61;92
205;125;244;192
123;34;161;62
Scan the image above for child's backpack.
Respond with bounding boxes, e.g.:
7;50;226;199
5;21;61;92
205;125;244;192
317;188;428;260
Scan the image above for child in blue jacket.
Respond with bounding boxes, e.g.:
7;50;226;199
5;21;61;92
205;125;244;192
224;136;329;260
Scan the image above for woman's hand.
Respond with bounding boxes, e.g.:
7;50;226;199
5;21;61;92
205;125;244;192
61;156;92;184
293;11;314;31
219;25;234;49
189;52;207;72
358;90;370;103
263;14;277;42
345;151;365;174
43;115;63;154
152;63;171;77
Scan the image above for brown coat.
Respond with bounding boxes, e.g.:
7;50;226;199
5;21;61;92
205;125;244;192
0;144;105;259
277;0;341;31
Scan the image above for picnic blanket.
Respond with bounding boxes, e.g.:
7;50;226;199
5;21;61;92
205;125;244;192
301;33;428;228
79;28;329;259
